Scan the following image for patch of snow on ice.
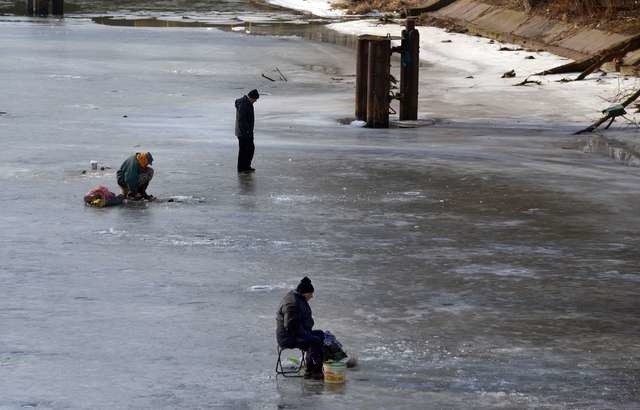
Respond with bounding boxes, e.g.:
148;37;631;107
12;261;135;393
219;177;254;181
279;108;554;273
270;194;319;203
48;74;83;80
248;283;290;292
265;0;345;18
97;228;127;236
166;195;206;203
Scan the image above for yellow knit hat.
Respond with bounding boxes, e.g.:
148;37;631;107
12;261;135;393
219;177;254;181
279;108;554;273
136;152;150;168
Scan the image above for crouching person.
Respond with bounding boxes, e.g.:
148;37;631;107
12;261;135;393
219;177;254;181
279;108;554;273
117;152;155;200
276;277;325;380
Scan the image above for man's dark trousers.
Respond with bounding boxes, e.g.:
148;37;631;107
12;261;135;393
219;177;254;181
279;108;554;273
237;137;254;172
280;330;324;373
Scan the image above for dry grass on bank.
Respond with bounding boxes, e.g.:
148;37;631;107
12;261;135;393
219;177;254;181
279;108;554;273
336;0;422;15
339;0;639;35
480;0;640;33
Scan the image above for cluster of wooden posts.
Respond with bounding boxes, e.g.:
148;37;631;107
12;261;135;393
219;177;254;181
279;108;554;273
355;18;420;128
24;0;63;16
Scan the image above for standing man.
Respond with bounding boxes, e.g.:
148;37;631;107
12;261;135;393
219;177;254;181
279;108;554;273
117;151;155;200
276;277;325;380
235;89;259;173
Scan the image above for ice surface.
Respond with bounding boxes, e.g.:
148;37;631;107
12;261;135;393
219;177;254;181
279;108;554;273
1;8;640;410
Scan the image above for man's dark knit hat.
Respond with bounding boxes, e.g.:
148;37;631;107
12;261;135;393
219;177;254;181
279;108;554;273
248;89;260;99
296;276;314;294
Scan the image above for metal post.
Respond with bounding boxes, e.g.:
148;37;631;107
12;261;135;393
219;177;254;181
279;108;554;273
52;0;63;16
400;18;420;121
355;37;370;121
366;38;391;128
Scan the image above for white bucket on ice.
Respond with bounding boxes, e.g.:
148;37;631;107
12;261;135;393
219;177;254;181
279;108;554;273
323;361;346;384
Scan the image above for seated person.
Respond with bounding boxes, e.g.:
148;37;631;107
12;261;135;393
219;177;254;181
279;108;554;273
117;152;154;200
276;277;324;380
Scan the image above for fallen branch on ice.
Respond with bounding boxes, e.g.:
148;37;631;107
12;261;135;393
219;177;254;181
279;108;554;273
575;88;640;134
514;77;542;86
535;58;596;76
574;34;640;81
275;67;287;82
536;34;640;80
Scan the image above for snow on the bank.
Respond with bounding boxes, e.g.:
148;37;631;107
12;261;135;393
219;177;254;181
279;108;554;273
328;20;640;123
265;0;345;18
329;20;571;75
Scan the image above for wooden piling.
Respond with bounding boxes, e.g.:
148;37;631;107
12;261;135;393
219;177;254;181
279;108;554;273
34;0;49;16
355;37;370;121
366;38;391;128
25;0;34;16
400;18;420;121
52;0;63;16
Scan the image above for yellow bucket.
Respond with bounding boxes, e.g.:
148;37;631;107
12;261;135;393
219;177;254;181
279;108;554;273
323;361;346;384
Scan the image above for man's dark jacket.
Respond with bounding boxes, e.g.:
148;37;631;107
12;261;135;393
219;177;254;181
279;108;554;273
235;95;254;140
276;290;314;346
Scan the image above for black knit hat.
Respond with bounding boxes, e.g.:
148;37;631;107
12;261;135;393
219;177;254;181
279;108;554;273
248;89;260;99
296;276;314;294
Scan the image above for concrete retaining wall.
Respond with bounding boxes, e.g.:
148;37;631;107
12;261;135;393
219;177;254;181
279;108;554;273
427;0;635;66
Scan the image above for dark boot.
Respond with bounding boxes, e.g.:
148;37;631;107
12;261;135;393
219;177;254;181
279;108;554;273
303;369;323;380
303;359;323;380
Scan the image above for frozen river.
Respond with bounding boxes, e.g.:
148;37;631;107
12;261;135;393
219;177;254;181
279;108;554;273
1;6;640;409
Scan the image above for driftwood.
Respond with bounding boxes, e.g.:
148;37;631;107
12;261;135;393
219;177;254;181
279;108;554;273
536;33;640;79
575;34;640;81
275;67;287;82
575;88;640;134
534;58;595;76
514;78;542;86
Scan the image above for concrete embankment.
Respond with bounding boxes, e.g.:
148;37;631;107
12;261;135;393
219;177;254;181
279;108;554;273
412;0;639;74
